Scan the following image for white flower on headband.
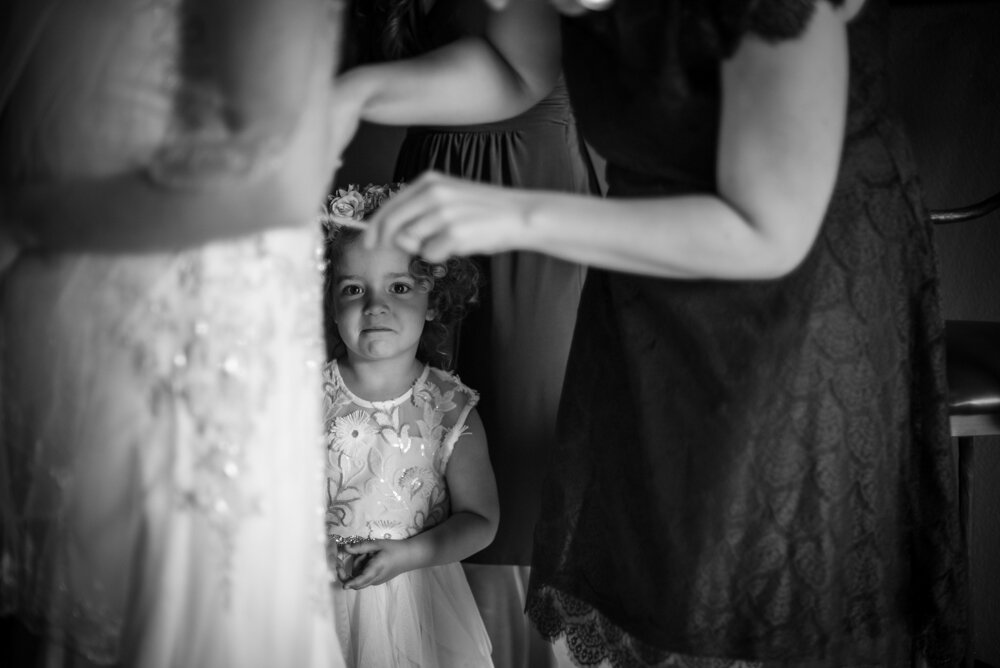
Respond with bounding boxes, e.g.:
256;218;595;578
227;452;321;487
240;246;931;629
330;190;366;221
320;182;406;232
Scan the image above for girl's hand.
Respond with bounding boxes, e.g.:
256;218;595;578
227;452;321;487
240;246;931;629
364;172;532;263
334;546;370;583
339;538;415;589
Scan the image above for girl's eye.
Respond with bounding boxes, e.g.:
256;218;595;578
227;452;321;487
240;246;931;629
341;284;363;296
389;282;412;295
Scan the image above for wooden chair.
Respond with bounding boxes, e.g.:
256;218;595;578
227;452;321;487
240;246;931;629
930;190;1000;668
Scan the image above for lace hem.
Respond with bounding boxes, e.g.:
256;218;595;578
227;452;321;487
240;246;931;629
527;584;762;668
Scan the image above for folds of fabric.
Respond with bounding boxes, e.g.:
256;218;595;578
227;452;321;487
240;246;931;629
0;1;345;665
1;232;343;668
334;563;492;668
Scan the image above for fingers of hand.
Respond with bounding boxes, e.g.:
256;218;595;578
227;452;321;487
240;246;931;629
418;229;465;264
336;558;352;583
365;172;450;249
397;214;452;259
335;540;381;585
343;540;379;555
344;555;379;589
391;203;479;261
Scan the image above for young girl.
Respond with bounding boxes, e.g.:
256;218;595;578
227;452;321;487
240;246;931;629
321;183;498;667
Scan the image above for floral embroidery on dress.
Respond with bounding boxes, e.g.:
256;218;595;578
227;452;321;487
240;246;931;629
322;361;477;560
108;231;325;604
331;411;377;458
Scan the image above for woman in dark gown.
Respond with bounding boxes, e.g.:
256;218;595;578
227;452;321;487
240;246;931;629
342;2;598;665
338;0;967;664
524;2;966;665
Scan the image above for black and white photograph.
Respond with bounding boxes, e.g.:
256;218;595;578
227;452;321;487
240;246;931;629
2;1;998;666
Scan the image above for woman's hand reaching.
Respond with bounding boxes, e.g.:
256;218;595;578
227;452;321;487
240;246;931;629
351;0;851;283
364;171;533;262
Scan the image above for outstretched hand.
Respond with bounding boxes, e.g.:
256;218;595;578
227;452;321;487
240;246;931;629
338;538;415;590
363;172;533;263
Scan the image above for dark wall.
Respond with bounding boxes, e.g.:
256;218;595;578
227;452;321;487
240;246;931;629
334;123;406;189
889;3;1000;665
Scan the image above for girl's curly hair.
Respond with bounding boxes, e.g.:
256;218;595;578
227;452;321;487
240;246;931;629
322;225;480;369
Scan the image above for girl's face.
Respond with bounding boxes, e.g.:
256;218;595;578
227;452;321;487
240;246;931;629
330;239;435;364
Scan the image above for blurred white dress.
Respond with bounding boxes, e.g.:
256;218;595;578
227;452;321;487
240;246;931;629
0;1;344;666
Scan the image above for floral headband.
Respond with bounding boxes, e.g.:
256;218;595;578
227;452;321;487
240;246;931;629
321;181;446;278
319;182;406;233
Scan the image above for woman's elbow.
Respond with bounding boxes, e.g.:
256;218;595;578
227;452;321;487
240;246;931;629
482;507;500;544
750;211;825;279
476;505;500;551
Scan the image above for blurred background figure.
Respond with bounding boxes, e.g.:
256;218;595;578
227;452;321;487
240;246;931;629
0;1;351;666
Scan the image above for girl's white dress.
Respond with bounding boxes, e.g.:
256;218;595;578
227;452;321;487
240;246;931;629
323;360;493;668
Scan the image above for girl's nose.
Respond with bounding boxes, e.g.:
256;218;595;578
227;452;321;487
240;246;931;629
363;296;389;315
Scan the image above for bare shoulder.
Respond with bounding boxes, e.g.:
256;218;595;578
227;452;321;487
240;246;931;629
837;0;869;22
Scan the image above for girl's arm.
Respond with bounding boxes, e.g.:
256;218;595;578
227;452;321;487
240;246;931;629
366;1;852;281
340;408;498;588
335;0;560;128
1;0;348;254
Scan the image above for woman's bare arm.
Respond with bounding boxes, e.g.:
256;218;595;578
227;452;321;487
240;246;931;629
336;0;561;128
366;2;850;281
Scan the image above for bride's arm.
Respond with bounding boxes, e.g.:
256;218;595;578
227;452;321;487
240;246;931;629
1;0;348;254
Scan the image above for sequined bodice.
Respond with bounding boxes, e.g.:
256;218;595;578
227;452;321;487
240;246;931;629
322;362;478;551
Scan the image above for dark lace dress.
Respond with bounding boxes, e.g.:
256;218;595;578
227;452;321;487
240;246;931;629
525;1;967;666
